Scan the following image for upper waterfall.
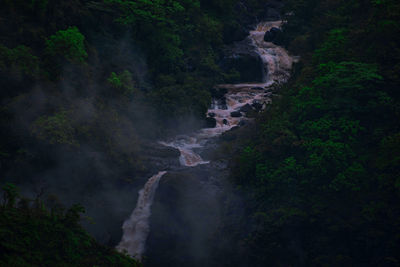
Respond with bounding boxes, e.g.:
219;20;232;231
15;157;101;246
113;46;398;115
160;21;296;163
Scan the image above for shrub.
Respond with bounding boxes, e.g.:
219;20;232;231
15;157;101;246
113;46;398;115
0;44;40;77
45;27;87;63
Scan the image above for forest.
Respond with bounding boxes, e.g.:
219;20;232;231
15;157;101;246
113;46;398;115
1;0;399;266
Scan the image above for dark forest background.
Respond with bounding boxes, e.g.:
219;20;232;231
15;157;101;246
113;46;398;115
1;0;400;266
216;0;400;266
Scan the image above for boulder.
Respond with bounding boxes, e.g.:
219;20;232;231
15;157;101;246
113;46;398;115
264;27;281;42
264;92;273;97
230;111;242;117
264;31;274;42
208;112;216;118
217;97;228;110
210;87;228;99
239;104;253;113
223;23;249;44
252;102;263;112
205;117;217;128
270;27;281;34
221;39;264;83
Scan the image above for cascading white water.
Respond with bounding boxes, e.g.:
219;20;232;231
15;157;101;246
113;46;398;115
117;21;296;261
160;21;296;162
116;171;167;260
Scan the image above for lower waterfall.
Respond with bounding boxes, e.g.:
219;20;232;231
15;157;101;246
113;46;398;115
116;171;167;260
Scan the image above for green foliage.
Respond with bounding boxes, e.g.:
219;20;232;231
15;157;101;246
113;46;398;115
0;185;140;266
2;183;18;208
0;44;40;77
313;28;349;63
31;110;77;146
45;27;87;64
226;0;400;265
108;70;137;98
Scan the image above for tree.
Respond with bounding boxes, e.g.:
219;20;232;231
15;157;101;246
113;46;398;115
45;26;87;63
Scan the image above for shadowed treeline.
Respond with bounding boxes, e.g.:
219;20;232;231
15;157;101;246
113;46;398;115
218;0;400;266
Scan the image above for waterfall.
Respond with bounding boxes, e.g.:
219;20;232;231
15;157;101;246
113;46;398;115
117;21;296;261
116;171;167;260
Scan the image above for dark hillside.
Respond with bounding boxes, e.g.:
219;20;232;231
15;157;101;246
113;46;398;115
223;0;400;265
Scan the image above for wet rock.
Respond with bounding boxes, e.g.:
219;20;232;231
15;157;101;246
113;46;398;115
251;86;264;90
265;7;281;21
148;164;231;266
265;0;284;9
223;22;249;44
222;119;228;125
221;39;264;83
252;102;263;112
217;97;228;110
264;27;281;42
264;92;273;97
264;85;274;92
230;111;242;117
208;112;216;118
210;87;228;99
264;31;274;42
221;127;240;142
205;117;217;128
139;143;181;174
142;143;180;158
239;104;253;113
270;27;281;34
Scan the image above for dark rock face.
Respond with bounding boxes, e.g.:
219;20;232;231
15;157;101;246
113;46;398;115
221;39;264;83
264;27;282;42
146;162;232;267
223;22;249;44
210;87;228;99
264;91;273;97
264;30;274;42
264;0;284;21
239;104;253;113
238;120;247;127
213;97;228;110
140;143;181;173
205;117;217;128
230;111;242;117
270;27;281;33
265;7;281;21
252;102;263;111
231;0;284;29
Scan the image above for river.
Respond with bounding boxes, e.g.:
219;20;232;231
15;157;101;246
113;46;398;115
116;20;296;261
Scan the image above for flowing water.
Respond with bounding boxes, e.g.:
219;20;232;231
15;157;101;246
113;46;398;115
116;171;167;260
117;21;296;260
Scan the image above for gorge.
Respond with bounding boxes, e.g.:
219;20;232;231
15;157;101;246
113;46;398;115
2;0;400;266
117;20;296;262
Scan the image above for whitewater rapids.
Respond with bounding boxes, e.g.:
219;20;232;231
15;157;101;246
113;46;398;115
117;21;296;261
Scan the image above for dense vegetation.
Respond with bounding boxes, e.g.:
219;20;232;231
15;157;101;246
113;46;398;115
224;0;400;265
0;0;266;265
2;0;399;265
0;183;139;266
0;0;246;177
